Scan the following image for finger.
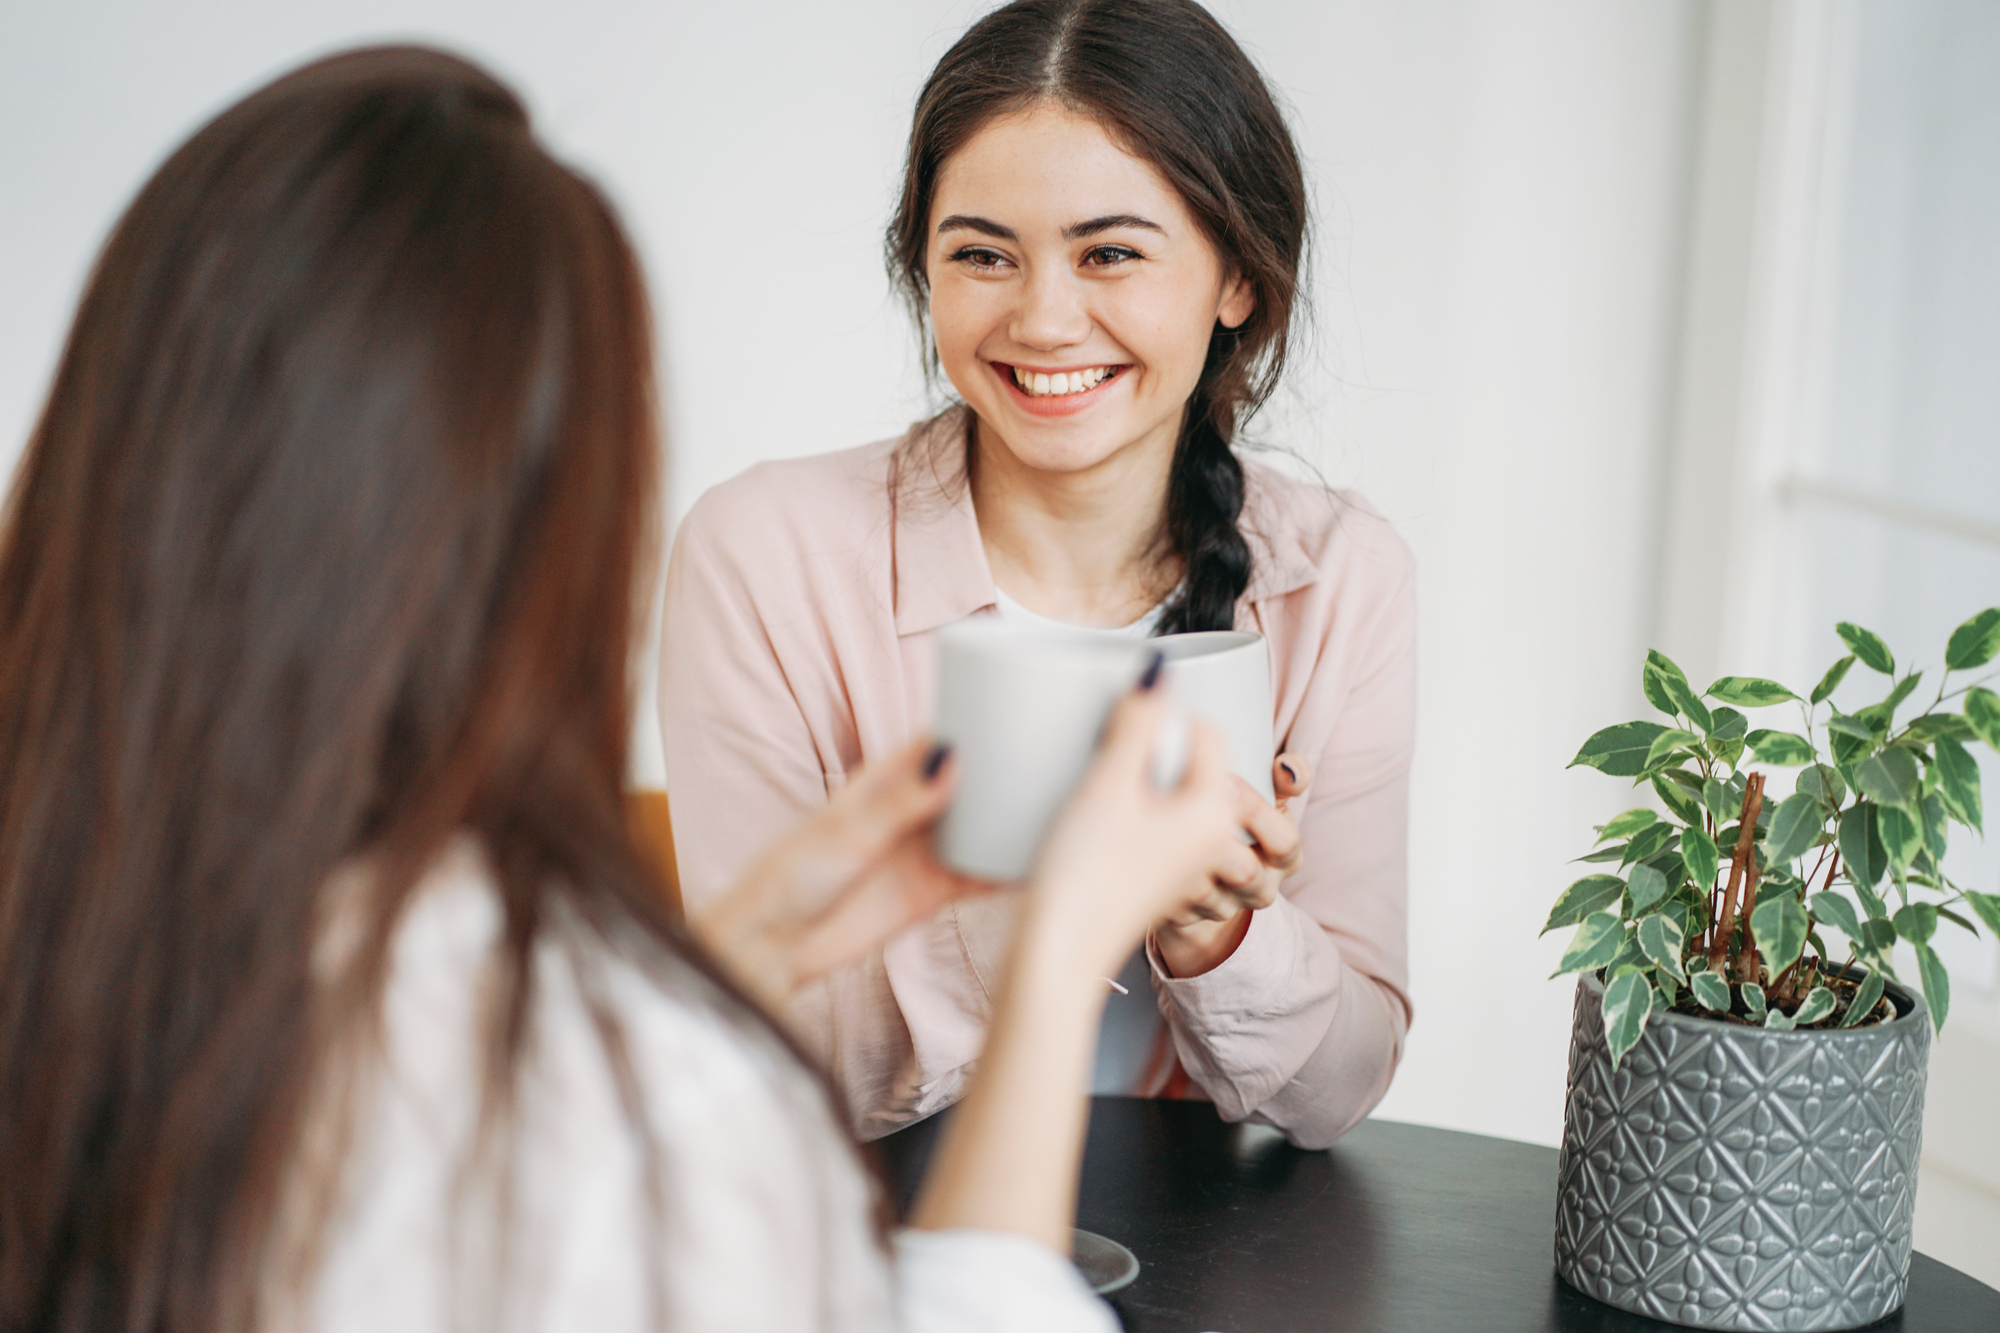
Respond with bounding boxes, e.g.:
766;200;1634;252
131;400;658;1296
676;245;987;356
1273;752;1312;804
787;837;1000;983
1234;787;1303;874
1210;838;1266;892
1088;666;1171;784
809;738;957;867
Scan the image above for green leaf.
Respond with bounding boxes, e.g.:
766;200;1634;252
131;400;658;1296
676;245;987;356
1837;622;1895;675
1964;891;2000;937
1893;902;1938;946
1703;776;1733;820
1811;655;1856;705
1645;728;1702;770
1690;970;1731;1012
1906;712;1975;744
1743;982;1767;1018
1554;912;1626;976
1637;913;1687;983
1626;862;1670;914
1543;875;1627;934
1933;738;1984;835
1939;905;1979;935
1913;942;1949;1032
1967;688;2000;751
1575;844;1628;863
1809;891;1864;944
1794;986;1837;1025
1827;713;1878;743
1642;660;1679;717
1681;826;1720;892
1622;822;1675;867
1571;721;1669;777
1764;1008;1797;1030
1881;672;1923;720
1763;791;1825;866
1839;804;1887;890
1751;893;1809;976
1922;792;1949;863
1706;676;1798;707
1840;969;1886;1027
1860;917;1898;956
1878;803;1923;877
1708;707;1749;741
1796;763;1846;807
1855;746;1922;810
1665;673;1716;735
1745;729;1815;767
1653;772;1704;825
1945;607;2000;671
1602;970;1655;1069
1596;808;1659;842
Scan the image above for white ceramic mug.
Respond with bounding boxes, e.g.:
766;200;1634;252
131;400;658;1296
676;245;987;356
1155;630;1275;805
932;619;1149;881
931;620;1275;881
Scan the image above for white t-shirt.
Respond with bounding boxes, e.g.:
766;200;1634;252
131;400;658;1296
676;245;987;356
986;591;1169;1096
298;840;1118;1333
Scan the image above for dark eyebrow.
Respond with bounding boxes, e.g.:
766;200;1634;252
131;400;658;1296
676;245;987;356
1064;214;1165;240
936;215;1017;240
935;213;1167;242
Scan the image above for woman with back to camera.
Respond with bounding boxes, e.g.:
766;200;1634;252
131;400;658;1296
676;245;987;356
662;0;1417;1149
0;47;1238;1332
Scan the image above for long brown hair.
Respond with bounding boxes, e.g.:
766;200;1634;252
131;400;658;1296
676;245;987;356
888;0;1309;633
0;46;713;1331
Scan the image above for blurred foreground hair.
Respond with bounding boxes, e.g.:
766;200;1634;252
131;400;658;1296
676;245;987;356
0;46;704;1331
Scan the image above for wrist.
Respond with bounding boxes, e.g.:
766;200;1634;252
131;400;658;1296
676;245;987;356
1153;906;1252;978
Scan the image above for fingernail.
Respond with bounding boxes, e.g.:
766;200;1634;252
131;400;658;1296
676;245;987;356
922;742;951;780
1138;650;1165;692
1279;761;1297;783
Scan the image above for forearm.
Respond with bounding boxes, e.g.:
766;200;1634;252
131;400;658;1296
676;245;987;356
908;915;1106;1250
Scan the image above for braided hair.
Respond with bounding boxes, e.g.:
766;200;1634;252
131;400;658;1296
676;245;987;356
888;0;1308;631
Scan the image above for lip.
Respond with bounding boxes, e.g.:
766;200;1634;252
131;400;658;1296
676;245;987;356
992;361;1126;417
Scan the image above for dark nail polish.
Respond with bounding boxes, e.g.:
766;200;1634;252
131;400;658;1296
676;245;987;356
1279;761;1297;783
1138;650;1165;692
922;742;952;780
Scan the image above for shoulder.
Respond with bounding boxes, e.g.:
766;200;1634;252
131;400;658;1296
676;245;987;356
1240;458;1414;597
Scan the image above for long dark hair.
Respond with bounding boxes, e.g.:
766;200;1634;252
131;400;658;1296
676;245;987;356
0;46;732;1331
888;0;1308;632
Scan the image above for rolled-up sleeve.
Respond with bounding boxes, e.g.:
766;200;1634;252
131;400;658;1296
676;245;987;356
1152;554;1417;1149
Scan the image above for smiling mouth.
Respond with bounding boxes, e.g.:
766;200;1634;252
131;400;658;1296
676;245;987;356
1003;364;1124;397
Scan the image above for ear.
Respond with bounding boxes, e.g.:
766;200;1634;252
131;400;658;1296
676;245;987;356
1217;270;1256;331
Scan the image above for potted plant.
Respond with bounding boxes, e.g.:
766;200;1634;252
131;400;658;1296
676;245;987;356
1546;610;2000;1331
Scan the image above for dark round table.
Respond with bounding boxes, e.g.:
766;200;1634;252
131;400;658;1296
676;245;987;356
875;1097;2000;1333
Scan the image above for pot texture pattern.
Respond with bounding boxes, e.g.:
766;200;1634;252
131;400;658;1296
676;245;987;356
1554;974;1930;1331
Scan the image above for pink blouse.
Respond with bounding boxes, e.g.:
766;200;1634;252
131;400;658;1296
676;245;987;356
659;417;1415;1148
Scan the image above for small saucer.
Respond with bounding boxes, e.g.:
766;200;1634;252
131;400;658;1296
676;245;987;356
1070;1228;1140;1295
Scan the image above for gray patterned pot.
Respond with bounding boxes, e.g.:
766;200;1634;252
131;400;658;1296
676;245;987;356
1554;972;1930;1330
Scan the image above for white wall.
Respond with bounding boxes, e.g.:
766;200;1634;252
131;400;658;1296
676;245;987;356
1;0;1700;1149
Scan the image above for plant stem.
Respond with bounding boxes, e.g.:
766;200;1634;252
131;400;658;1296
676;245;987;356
1708;772;1765;978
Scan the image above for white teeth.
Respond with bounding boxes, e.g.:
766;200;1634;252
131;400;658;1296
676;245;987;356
1010;366;1115;396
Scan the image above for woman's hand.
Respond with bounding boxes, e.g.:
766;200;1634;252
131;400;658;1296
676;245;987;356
1013;681;1243;983
1151;753;1312;978
688;739;989;1011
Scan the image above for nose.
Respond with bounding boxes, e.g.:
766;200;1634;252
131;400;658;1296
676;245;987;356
1009;264;1091;351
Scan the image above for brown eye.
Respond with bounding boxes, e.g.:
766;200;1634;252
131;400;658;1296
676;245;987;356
1084;245;1140;267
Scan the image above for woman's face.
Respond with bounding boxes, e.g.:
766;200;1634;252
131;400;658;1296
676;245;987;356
926;103;1253;481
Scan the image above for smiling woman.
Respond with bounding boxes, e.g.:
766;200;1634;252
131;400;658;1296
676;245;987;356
661;0;1417;1150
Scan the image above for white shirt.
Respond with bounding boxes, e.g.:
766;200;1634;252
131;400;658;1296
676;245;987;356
301;840;1118;1333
